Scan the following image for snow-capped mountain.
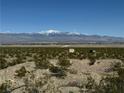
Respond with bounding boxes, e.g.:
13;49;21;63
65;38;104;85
0;30;124;44
38;30;61;35
38;30;81;36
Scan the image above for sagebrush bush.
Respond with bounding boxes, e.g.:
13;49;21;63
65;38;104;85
15;66;27;78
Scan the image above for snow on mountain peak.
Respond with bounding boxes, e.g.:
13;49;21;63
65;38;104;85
38;29;61;34
47;29;60;33
38;29;82;36
67;32;81;35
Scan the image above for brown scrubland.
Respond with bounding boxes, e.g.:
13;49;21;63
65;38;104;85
0;47;124;93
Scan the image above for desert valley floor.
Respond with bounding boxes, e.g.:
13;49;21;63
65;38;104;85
0;46;124;93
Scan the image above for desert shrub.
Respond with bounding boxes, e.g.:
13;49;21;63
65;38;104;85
88;51;96;66
88;58;96;66
14;57;25;64
58;59;71;68
95;65;124;93
49;66;66;78
117;68;124;80
15;66;27;78
0;81;12;93
58;56;71;68
69;91;74;93
9;60;17;66
0;58;8;69
95;77;123;93
112;62;122;71
79;75;97;93
0;83;8;93
79;54;86;60
23;72;49;93
85;76;96;90
34;56;50;69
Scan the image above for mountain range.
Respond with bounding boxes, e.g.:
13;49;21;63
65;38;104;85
0;30;124;44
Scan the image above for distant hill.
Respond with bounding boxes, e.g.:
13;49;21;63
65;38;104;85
0;32;124;44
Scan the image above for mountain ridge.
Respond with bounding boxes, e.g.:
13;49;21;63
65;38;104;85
0;31;124;44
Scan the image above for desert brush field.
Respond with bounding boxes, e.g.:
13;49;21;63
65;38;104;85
0;46;124;93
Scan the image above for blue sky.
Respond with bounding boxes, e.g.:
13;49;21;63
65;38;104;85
0;0;124;37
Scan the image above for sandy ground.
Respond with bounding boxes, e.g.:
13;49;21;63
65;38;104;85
0;59;122;93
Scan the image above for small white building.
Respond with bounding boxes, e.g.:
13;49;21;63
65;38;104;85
69;48;75;53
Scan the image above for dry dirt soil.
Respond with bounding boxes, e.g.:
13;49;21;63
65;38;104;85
0;59;122;93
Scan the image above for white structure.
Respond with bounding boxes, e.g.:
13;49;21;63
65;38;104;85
69;48;75;53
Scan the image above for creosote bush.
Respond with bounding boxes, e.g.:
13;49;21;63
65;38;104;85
0;83;9;93
34;56;50;69
0;58;8;69
88;56;96;66
58;56;71;68
0;47;124;92
94;64;124;93
0;47;124;70
0;81;12;93
89;59;96;66
15;66;27;78
49;65;66;78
